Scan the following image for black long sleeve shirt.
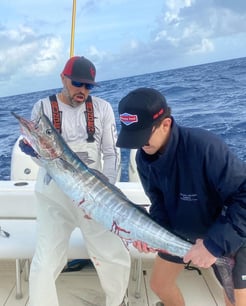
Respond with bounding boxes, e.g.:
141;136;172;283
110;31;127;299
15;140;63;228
136;119;246;257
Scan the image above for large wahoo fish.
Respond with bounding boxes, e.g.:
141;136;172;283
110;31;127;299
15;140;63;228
12;105;235;304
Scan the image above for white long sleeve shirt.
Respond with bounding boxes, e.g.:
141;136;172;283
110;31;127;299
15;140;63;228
31;94;120;184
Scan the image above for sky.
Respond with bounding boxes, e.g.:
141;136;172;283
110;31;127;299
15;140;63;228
1;0;246;97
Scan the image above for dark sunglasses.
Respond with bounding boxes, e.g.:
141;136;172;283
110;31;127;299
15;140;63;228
71;80;94;90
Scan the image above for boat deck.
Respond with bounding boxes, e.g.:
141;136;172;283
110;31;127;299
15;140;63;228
0;258;226;306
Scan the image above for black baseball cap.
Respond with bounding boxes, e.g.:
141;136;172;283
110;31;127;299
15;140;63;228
116;88;168;148
62;56;98;85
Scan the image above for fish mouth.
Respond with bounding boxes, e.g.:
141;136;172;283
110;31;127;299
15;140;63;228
12;110;64;160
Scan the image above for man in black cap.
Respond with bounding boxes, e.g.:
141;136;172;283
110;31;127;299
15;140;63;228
116;87;246;306
19;56;130;306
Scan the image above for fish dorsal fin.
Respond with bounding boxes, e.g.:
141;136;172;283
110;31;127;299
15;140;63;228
78;151;143;207
76;151;95;166
89;168;110;183
88;167;131;200
88;167;150;217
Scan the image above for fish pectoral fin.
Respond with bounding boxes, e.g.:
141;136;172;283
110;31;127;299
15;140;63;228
43;173;52;185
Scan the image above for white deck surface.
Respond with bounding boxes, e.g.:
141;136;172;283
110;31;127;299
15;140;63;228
0;258;226;306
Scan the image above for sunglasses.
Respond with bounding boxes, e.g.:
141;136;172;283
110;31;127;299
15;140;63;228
71;80;94;90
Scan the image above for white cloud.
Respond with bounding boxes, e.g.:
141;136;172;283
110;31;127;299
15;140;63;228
188;38;214;54
26;37;63;75
0;24;63;80
149;0;246;62
0;0;246;97
86;45;107;61
129;40;139;50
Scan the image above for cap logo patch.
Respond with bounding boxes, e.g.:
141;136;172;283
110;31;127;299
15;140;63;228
120;113;138;126
153;108;164;119
90;67;96;78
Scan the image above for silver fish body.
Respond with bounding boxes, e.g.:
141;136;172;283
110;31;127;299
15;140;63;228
12;104;235;304
35;130;192;257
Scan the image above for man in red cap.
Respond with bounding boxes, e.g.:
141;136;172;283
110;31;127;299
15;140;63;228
116;87;246;306
20;56;130;306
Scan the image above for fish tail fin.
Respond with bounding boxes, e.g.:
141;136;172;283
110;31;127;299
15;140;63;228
212;256;235;305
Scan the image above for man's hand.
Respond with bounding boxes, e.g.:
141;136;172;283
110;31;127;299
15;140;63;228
132;240;156;253
183;239;217;268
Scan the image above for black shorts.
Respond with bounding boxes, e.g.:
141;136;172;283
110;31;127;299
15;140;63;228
231;246;246;289
158;246;246;289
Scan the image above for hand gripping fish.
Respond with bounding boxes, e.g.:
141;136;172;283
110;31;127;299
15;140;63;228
12;104;235;304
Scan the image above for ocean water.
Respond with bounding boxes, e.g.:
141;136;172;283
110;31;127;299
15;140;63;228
0;57;245;181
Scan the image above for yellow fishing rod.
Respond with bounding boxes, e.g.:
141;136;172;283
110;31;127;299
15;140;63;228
70;0;76;57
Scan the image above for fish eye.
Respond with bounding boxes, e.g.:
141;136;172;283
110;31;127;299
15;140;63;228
46;128;53;135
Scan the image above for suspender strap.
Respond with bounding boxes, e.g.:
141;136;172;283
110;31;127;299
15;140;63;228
49;95;62;133
85;95;95;143
49;94;95;142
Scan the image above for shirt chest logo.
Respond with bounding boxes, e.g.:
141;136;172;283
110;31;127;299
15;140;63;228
180;193;198;202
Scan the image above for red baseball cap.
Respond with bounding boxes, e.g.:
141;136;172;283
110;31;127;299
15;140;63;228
62;56;98;85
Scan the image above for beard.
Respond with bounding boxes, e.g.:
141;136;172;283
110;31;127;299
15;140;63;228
62;86;86;108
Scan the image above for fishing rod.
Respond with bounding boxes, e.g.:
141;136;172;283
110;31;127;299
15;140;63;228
70;0;76;57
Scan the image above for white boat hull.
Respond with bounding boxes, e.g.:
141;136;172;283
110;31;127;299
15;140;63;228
0;138;225;305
